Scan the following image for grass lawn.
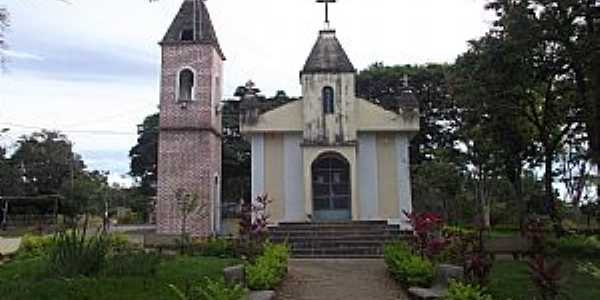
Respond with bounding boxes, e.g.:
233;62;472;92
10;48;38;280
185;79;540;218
488;259;600;300
0;256;241;300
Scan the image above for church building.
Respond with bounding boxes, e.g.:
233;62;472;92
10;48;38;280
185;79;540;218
155;0;420;237
239;14;420;226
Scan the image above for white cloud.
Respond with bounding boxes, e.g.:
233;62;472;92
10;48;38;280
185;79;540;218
0;49;44;61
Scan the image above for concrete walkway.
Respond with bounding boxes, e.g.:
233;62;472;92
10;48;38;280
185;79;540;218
276;259;408;300
0;237;21;256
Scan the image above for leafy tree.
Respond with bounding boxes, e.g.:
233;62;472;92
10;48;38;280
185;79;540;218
60;170;108;228
129;113;158;196
451;33;538;227
357;63;462;164
11;131;84;196
222;99;251;202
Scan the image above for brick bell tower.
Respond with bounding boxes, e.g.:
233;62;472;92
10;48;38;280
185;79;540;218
157;0;224;237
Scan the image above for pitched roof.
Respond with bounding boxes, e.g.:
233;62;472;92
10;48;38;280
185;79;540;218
302;30;355;74
161;0;225;60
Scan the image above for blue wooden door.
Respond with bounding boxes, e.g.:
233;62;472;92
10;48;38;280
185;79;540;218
312;153;351;221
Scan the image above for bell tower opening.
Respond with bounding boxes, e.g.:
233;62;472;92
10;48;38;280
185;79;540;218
178;68;195;101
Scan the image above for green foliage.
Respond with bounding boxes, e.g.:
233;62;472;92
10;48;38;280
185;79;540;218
11;131;84;195
577;262;600;279
169;277;247;300
557;235;600;259
383;242;434;287
116;211;143;225
129;113;158;196
445;280;493;300
17;234;55;259
102;252;161;277
246;243;289;290
0;255;242;300
193;238;237;258
48;230;110;277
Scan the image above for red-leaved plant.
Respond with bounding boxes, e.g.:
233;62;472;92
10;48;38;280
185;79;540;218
524;219;563;300
463;220;493;286
239;195;271;260
403;210;445;258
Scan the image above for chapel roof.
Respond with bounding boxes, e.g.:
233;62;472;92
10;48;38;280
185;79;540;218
302;30;355;74
161;0;225;60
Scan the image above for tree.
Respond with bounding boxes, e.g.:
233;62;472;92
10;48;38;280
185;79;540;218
11;131;84;196
453;1;587;234
222;100;251;202
129;113;158;196
60;170;108;228
357;63;462;164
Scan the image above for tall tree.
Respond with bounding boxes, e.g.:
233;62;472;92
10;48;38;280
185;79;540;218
129;113;158;196
452;33;538;227
356;63;462;164
11;131;84;196
456;0;585;234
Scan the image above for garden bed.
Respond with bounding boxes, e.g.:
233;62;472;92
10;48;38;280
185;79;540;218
488;259;600;300
0;256;241;300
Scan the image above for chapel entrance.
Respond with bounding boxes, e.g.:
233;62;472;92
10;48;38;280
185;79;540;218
312;153;351;221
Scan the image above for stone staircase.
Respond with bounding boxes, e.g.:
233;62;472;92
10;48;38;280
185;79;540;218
268;221;411;258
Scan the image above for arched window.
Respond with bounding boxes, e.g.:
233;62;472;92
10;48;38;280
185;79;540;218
178;69;194;101
322;86;334;114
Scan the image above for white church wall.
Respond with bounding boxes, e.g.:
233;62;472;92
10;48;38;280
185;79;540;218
283;134;305;222
395;133;413;229
357;133;379;219
251;134;265;203
264;134;285;222
376;133;400;220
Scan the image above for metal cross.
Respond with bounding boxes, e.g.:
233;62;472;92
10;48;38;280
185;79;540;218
316;0;337;27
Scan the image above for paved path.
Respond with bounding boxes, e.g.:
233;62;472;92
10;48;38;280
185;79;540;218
276;259;408;300
0;237;21;256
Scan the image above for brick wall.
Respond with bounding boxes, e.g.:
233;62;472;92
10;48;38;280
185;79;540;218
156;43;223;237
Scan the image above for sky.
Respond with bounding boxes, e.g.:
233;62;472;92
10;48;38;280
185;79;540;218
0;0;494;185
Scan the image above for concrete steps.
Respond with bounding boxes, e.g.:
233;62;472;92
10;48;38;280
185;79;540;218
268;221;410;258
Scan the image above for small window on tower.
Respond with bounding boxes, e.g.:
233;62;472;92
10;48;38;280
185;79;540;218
180;29;194;41
178;69;195;101
322;86;335;114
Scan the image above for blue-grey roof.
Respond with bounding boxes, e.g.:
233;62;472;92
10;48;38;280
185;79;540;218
302;30;355;74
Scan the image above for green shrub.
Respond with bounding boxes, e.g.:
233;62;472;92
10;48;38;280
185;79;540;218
169;277;247;300
557;235;600;258
194;238;237;258
48;230;110;277
384;242;434;286
17;234;55;259
445;280;493;300
246;243;289;290
102;252;161;277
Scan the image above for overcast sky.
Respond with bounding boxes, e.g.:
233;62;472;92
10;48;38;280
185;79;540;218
0;0;494;184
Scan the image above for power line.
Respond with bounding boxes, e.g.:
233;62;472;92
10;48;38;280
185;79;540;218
0;122;137;136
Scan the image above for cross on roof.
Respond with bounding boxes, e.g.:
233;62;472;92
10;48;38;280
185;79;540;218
316;0;337;28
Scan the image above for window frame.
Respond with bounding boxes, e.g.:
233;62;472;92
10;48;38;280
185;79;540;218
177;68;196;102
322;86;335;114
